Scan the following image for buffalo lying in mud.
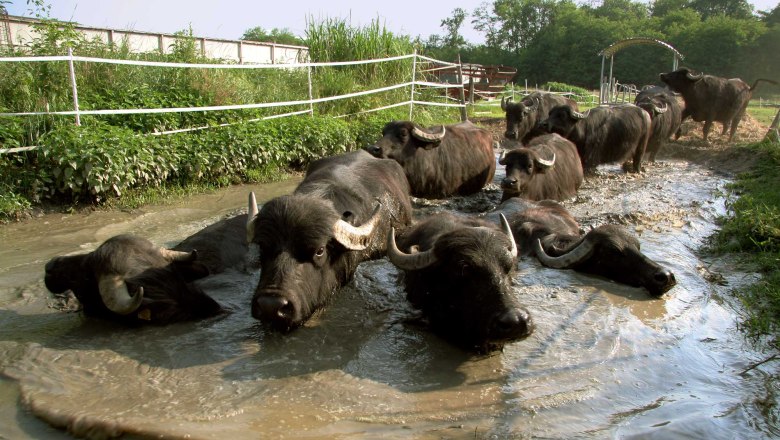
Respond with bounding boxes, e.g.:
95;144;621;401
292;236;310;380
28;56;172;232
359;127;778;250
660;67;777;144
502;91;579;143
247;150;413;331
538;104;651;173
499;133;583;202
492;198;676;297
634;86;684;162
364;120;495;199
386;212;533;352
44;234;224;324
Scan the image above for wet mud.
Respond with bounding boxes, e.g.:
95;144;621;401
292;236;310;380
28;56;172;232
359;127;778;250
0;116;778;439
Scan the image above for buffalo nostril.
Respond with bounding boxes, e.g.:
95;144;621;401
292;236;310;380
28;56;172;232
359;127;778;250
494;309;534;339
504;131;517;139
654;270;676;286
502;177;518;186
254;296;291;320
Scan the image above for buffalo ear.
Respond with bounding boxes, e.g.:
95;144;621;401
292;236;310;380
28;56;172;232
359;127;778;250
419;140;442;150
173;261;211;282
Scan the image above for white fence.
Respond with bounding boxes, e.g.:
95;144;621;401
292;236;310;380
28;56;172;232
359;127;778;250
1;14;307;64
0;51;467;154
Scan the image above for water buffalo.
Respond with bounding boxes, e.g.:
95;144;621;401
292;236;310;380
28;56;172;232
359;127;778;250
364;120;495;199
386;212;533;352
634;87;684;162
659;68;777;143
44;234;223;324
492;198;676;297
247;150;413;331
498;133;583;202
502;91;579;143
538;104;651;173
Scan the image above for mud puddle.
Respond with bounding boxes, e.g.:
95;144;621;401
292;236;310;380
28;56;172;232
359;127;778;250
1;132;778;439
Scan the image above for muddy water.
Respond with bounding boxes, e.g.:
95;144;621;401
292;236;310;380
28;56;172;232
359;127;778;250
1;154;778;439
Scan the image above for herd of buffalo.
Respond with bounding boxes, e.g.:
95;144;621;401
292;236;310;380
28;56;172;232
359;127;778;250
44;68;777;353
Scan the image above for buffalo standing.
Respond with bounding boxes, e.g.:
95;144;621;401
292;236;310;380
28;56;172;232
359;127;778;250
386;212;533;352
538;104;651;173
364;120;495;199
498;133;583;202
660;67;777;143
247;150;413;331
492;198;676;297
634;87;684;162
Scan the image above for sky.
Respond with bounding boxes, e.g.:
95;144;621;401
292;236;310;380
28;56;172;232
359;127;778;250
4;0;779;45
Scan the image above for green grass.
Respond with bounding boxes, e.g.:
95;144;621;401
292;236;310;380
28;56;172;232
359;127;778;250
747;104;779;127
713;139;780;347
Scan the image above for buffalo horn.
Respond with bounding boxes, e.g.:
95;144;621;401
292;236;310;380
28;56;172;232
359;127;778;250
501;96;512;111
651;102;668;114
98;275;144;315
498;149;508;165
534;147;556;169
685;70;703;81
247;191;259;243
499;213;518;258
386;227;438;270
571;109;588;119
533;234;595;269
411;125;446;142
160;248;197;262
332;203;382;250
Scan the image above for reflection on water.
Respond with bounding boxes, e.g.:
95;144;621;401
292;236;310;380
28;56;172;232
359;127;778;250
0;159;777;439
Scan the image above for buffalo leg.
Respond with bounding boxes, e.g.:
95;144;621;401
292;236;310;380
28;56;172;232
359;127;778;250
702;120;713;144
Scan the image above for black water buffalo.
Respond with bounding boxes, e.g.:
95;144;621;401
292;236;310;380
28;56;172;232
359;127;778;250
386;212;533;352
634;87;684;162
44;234;223;324
502;92;579;143
660;68;777;143
498;133;583;202
538;104;651;173
364;120;495;199
492;198;676;296
247;150;413;331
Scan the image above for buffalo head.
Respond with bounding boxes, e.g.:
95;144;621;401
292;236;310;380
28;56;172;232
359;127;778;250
44;235;216;322
387;213;533;352
533;224;676;296
247;192;382;331
502;96;539;140
659;68;703;92
498;146;556;198
364;121;446;161
538;105;587;137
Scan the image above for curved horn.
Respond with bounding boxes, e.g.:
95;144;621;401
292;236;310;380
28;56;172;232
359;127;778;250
411;125;446;142
499;213;518;259
98;275;144;315
651;102;668;114
533;234;595;269
498;149;508;165
159;248;197;262
524;97;539;114
501;96;510;111
534;148;556;169
571;109;588;119
332;203;382;250
247;191;259;244
685;70;703;81
386;227;438;270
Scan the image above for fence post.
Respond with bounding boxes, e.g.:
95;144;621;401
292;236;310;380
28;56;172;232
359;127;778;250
409;49;417;120
456;54;467;122
67;47;81;126
307;65;314;117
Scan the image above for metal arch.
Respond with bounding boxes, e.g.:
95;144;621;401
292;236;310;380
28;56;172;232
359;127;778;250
598;37;685;60
598;37;685;104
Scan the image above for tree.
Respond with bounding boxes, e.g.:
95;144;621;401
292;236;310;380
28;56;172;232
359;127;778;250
688;0;754;20
240;27;303;46
441;7;468;48
472;0;563;55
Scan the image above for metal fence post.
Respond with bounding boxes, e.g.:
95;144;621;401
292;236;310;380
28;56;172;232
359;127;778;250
409;49;417;120
307;65;314;116
456;54;467;122
67;47;81;126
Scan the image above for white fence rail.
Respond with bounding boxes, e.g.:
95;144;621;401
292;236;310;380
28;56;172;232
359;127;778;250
0;51;466;154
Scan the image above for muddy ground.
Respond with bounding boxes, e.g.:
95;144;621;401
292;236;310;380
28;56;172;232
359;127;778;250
0;114;778;439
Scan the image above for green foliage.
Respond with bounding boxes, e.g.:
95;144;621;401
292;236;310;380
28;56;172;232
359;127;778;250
241;27;304;46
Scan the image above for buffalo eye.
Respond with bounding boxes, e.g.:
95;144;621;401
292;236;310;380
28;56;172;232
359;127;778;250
315;247;326;257
458;261;470;276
